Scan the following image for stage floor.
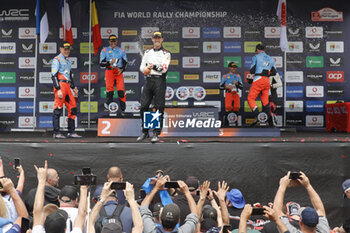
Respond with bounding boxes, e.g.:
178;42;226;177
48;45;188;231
1;129;349;143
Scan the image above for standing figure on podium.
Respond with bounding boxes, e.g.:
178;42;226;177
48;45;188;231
220;62;243;126
51;41;81;139
100;34;128;115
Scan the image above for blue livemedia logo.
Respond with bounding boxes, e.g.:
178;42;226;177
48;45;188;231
143;110;161;129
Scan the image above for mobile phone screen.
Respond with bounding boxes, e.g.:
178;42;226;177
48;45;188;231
164;181;179;189
111;182;127;190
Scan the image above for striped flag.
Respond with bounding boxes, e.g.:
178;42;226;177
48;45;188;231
59;0;73;44
91;0;102;55
36;0;49;44
277;0;288;52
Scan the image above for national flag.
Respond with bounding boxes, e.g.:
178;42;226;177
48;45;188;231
277;0;288;52
91;0;102;55
59;0;73;44
36;0;49;44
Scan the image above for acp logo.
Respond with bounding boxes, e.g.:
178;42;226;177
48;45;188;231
327;71;344;82
244;71;254;83
80;72;98;84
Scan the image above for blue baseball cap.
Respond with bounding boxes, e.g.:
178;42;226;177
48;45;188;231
301;207;319;227
226;189;245;209
342;179;350;198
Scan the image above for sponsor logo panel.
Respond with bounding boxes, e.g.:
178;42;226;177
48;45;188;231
100;27;118;39
18;101;33;113
123;72;139;83
286;86;303;98
305;101;324;112
202;56;220;68
287;41;303;53
285;101;303;112
80;101;98;113
141;27;159;38
0;58;15;68
18;116;35;128
306;72;323;83
0;116;16;129
166;72;180;83
306;115;324;127
311;8;343;21
223;42;241;53
203;27;221;38
203;42;221;53
327;86;344;97
244;41;261;53
183;57;200;68
203;71;221;83
39;42;57;54
0;102;16;113
80;72;98;84
285;71;303;83
163;42;180;53
305;27;323;38
19;86;34;98
183;74;199;80
306;56;324;68
39;116;52;128
0;42;16;54
326;71;344;82
18;27;36;39
39;101;54;113
223;27;241;38
121;42;139;54
182;27;200;38
0;72;16;84
264;27;280;38
0;87;16;98
19;57;35;69
327;56;343;67
306;86;324;97
223;56;241;68
326;41;344;53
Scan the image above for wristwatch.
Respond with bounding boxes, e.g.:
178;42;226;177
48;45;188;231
98;197;105;203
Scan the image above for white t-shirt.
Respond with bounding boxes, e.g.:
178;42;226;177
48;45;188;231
32;225;82;233
59;207;79;233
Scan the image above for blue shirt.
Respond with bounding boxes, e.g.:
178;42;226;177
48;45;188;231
220;73;242;86
100;46;127;69
51;53;72;81
101;200;133;233
250;52;276;81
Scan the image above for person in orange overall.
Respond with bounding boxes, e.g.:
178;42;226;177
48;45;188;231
51;41;81;138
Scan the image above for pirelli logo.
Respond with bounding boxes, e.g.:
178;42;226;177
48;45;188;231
245;118;255;124
170;59;179;65
205;89;220;95
184;74;199;80
122;30;137;36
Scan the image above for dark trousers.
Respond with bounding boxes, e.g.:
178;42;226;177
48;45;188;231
140;76;166;135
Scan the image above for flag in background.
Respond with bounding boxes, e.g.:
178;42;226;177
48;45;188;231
91;0;102;55
277;0;288;52
59;0;73;44
36;0;49;44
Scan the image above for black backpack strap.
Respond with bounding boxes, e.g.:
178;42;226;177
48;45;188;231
113;203;125;228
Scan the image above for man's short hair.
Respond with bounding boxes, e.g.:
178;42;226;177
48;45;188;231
255;43;265;51
108;166;122;179
43;203;59;217
202;205;217;220
161;203;180;229
59;185;78;203
44;209;68;233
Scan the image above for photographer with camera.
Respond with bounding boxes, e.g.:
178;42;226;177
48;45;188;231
273;171;330;233
140;176;198;233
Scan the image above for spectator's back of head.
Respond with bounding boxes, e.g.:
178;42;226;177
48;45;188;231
202;205;217;221
107;166;123;181
101;222;123;233
43;203;59;217
286;201;301;218
300;207;319;228
59;185;78;206
201;218;217;232
343;179;350;198
44;209;68;233
161;203;180;230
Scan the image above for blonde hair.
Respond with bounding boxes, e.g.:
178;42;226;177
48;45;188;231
0;197;8;219
43;203;59;217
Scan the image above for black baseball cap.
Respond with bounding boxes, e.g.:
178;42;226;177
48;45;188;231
44;209;68;233
59;185;78;203
109;34;118;41
255;43;265;51
228;62;238;68
60;41;71;49
152;32;163;38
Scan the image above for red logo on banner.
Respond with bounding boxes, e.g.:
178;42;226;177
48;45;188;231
25;59;30;64
25;88;30;93
189;58;194;63
271;28;276;33
327;71;344;82
80;72;98;84
25;118;30;123
25;29;30;34
189;28;194;33
230;28;235;33
312;28;317;33
244;71;254;83
107;29;112;34
311;8;343;21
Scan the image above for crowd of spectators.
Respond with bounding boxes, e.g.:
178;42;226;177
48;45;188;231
0;156;349;233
